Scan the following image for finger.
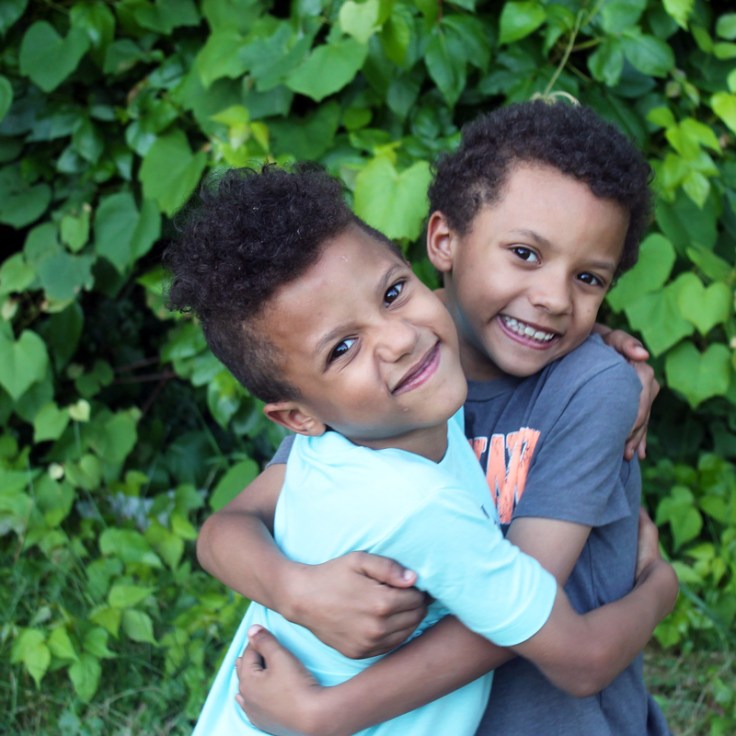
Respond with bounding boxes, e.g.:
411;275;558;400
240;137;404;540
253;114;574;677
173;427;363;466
247;625;302;670
238;642;266;677
351;551;418;588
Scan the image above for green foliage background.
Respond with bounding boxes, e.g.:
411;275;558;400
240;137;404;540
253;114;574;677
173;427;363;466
0;0;734;732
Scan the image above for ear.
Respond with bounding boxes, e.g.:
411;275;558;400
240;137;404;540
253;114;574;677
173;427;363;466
426;211;456;273
263;401;327;436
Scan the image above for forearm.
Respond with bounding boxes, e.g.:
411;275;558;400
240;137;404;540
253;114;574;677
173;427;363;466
304;617;513;736
196;464;302;616
521;560;677;696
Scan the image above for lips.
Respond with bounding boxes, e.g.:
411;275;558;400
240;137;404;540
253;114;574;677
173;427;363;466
392;343;440;394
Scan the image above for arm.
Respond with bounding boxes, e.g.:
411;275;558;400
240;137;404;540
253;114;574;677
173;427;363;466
594;323;660;460
237;511;676;736
197;462;428;657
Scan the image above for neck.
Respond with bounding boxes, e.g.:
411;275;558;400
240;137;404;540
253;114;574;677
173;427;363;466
351;422;450;463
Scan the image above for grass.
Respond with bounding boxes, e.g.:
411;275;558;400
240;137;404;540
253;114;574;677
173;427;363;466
645;644;736;735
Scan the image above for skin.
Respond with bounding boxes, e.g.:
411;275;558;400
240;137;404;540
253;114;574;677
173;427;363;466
259;225;467;462
199;165;673;733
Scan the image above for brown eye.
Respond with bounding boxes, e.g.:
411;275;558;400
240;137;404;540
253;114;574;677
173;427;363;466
384;280;405;305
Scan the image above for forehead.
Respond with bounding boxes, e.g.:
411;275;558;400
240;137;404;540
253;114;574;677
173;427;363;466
258;227;404;353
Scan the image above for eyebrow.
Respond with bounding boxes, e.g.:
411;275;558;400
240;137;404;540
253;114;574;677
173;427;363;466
313;261;407;361
510;228;617;273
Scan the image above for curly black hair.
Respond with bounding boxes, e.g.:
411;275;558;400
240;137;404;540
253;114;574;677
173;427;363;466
164;164;399;403
428;99;653;274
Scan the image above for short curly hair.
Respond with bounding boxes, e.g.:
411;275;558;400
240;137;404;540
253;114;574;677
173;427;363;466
164;164;400;403
428;100;652;274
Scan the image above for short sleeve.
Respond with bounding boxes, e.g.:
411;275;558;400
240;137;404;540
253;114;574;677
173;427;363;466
515;358;640;527
266;434;295;467
373;484;557;647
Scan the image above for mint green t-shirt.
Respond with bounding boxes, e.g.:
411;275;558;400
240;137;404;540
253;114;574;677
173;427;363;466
194;412;556;736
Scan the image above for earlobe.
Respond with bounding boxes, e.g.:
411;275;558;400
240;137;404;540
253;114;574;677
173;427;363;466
426;211;455;273
263;401;326;436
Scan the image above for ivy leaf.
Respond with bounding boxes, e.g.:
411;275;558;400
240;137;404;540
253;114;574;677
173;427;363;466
47;627;78;662
425;25;467;107
621;31;675;77
665;342;732;408
108;584;155;609
588;38;624;86
94;192;161;272
100;529;163;567
209;459;259;511
499;1;546;45
122;610;157;644
69;653;101;702
339;0;381;44
287;38;368;102
0;75;12;123
656;485;702;549
712;92;736;135
663;0;694;30
33;402;71;443
354;157;431;241
19;22;90;92
0;166;51;228
11;629;50;687
600;0;646;33
195;29;247;88
0;330;49;401
133;0;199;34
606;234;676;312
623;280;695;356
0;0;27;35
139;130;207;216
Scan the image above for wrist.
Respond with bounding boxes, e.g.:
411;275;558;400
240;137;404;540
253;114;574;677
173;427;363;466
275;560;312;624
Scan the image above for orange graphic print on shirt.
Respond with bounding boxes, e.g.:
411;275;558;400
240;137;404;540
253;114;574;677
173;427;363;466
470;428;540;524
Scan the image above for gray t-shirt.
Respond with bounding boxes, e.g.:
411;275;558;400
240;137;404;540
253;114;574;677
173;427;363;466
467;335;670;736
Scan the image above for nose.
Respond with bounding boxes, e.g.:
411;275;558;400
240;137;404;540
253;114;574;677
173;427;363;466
529;271;572;315
376;316;418;362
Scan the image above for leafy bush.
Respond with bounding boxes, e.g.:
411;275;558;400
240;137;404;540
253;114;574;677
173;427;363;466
1;0;734;731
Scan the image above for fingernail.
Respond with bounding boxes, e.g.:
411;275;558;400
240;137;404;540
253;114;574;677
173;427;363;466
402;568;415;581
248;624;263;637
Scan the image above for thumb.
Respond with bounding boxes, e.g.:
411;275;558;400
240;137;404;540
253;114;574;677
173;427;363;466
246;624;291;667
354;551;417;587
623;338;649;362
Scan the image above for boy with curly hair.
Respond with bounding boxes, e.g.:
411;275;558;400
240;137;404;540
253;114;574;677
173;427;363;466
165;161;675;736
196;100;673;736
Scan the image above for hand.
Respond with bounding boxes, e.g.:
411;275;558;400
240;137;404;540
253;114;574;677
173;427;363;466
597;326;660;461
236;625;327;736
286;551;428;659
634;508;678;617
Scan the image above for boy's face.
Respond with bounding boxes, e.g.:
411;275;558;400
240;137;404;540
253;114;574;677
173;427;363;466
428;163;629;381
261;226;467;460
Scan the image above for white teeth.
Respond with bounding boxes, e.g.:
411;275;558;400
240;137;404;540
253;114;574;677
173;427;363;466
502;317;555;343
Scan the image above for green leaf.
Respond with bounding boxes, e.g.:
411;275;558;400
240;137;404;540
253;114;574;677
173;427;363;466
68;653;101;702
676;275;731;335
209;459;259;511
665;342;732;408
499;1;546;45
145;522;185;569
621;32;674;77
381;3;413;65
60;206;91;252
33;402;70;443
606;234;676;312
0;167;51;228
122;609;157;644
588;38;624;87
82;628;115;659
70;1;116;57
11;629;50;687
89;409;139;466
685;246;733;282
0;253;35;296
425;26;466;107
94;192;161;272
139;131;207;216
712;92;736;135
48;627;78;662
269;102;340;160
340;0;381;44
195;29;248;88
0;0;27;35
0;330;49;401
19;22;90;92
600;0;646;34
133;0;199;34
287;38;368;102
656;485;702;549
65;454;102;491
108;584;155;609
662;0;694;29
0;75;12;123
100;529;163;567
623;280;695;357
354;158;431;241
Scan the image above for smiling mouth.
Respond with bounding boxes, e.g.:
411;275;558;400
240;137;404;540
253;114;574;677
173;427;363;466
392;343;440;394
500;316;558;344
